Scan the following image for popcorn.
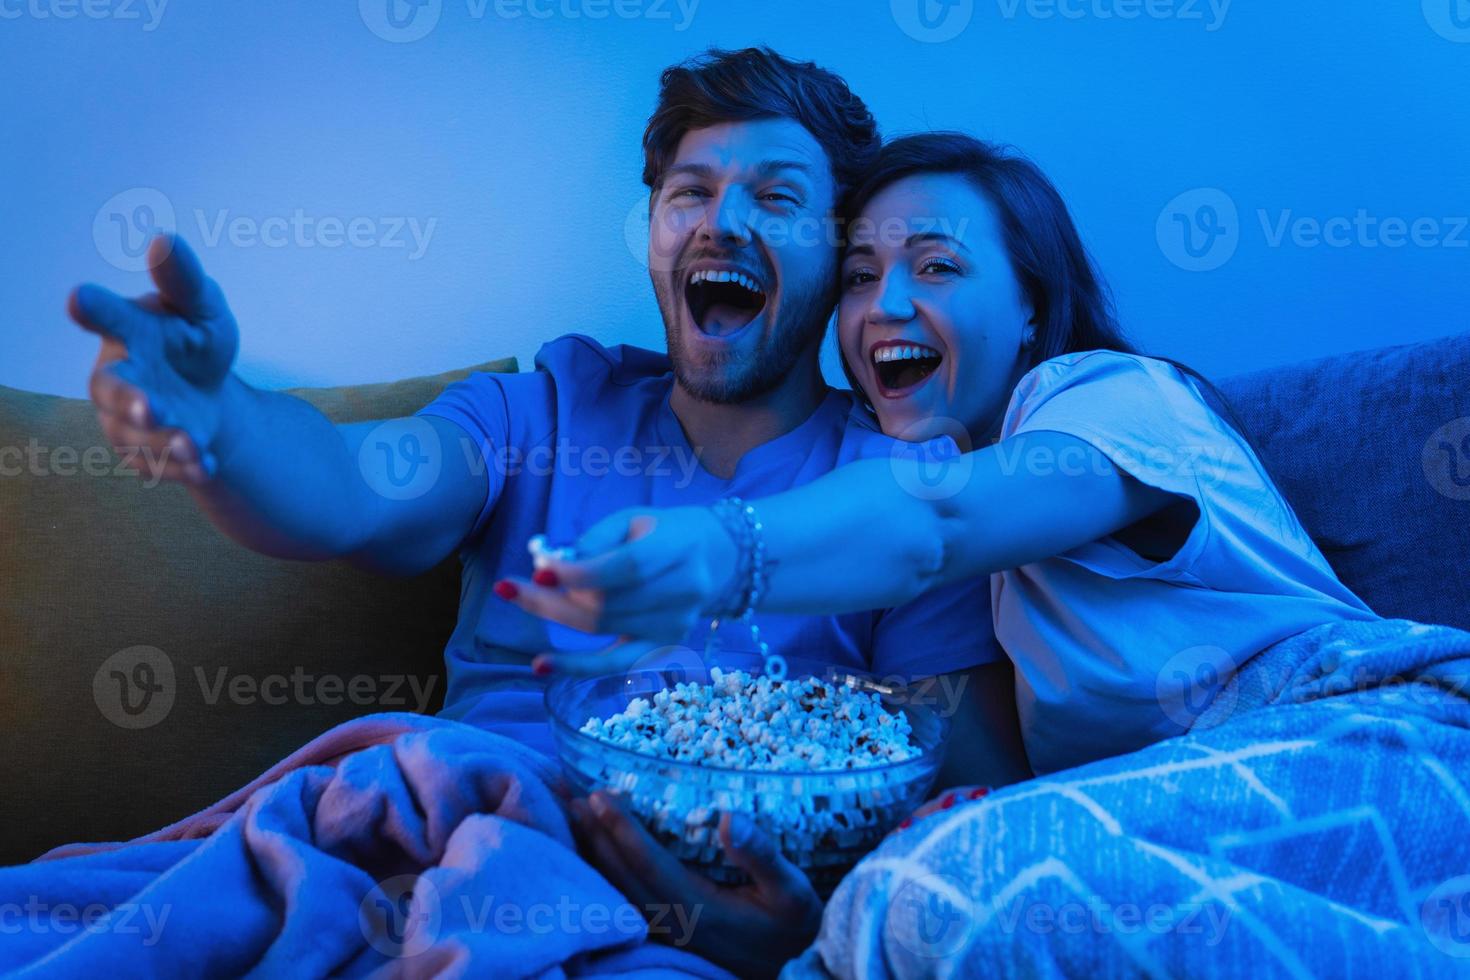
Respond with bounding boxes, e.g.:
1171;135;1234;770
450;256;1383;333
528;534;576;572
579;667;920;771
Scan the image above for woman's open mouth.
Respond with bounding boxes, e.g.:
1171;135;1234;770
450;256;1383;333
685;267;768;338
871;340;943;398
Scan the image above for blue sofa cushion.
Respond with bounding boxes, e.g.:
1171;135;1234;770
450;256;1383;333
1220;331;1470;632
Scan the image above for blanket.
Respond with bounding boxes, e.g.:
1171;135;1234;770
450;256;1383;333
785;618;1470;979
1;712;732;979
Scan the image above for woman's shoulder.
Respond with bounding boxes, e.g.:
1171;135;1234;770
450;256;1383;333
1006;349;1202;425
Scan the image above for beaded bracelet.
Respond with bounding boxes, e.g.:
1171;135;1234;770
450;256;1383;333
704;497;785;680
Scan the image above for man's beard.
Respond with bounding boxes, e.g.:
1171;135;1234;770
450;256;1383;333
655;261;836;405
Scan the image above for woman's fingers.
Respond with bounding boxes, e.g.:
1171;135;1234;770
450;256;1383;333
530;638;667;678
500;577;603;633
586;791;711;905
718;812;819;911
569;799;659;908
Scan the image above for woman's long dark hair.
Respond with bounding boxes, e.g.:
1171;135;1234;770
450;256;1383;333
838;132;1253;446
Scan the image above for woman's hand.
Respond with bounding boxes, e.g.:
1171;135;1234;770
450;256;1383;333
498;506;738;668
890;785;993;835
569;790;823;978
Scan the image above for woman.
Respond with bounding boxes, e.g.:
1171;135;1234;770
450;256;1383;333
505;135;1470;974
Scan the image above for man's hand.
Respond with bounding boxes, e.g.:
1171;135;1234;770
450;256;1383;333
69;234;240;486
570;790;823;978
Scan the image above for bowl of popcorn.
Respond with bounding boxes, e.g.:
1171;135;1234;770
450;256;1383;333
545;654;950;894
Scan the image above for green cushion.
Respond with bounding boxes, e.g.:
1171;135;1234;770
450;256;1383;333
0;357;515;863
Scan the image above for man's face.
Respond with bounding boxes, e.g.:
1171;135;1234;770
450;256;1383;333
648;119;839;404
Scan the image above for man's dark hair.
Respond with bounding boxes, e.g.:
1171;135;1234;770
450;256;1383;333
641;46;880;200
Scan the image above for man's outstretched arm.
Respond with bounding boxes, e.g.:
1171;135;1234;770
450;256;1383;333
69;234;485;577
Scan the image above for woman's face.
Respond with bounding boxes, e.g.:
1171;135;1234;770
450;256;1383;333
838;173;1035;444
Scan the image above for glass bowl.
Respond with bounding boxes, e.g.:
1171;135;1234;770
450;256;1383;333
545;653;950;895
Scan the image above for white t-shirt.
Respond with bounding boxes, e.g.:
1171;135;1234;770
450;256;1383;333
992;350;1378;774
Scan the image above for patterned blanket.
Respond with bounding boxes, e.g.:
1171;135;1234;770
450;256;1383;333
785;618;1470;979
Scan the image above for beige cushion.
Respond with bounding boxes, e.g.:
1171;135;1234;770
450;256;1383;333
0;357;515;862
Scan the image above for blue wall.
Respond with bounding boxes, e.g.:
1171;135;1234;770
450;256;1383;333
2;0;1466;398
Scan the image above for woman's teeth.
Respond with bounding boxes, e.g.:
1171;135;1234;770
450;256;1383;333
872;344;941;364
871;343;943;393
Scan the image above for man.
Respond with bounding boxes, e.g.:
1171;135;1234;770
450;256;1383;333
68;47;1026;971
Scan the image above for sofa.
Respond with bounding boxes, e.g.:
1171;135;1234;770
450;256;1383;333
2;333;1466;865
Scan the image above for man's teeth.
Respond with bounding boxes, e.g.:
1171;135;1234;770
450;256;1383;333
872;344;941;364
690;269;763;293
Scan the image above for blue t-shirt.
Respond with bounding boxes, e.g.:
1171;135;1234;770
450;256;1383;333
994;350;1379;773
415;335;999;755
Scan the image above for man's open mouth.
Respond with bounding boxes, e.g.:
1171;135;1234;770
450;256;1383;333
685;267;768;337
871;341;943;395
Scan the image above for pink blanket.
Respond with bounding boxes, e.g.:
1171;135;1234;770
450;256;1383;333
6;713;733;979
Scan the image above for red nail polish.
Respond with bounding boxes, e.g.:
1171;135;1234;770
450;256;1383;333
532;569;559;588
897;818;912;830
532;657;553;677
494;580;519;600
967;787;991;800
940;793;957;810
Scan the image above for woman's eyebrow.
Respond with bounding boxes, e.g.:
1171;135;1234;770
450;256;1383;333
906;231;971;253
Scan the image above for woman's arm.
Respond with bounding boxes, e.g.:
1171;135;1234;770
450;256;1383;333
502;428;1184;656
751;429;1182;616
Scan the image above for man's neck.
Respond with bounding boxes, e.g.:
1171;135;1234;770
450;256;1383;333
669;356;828;480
